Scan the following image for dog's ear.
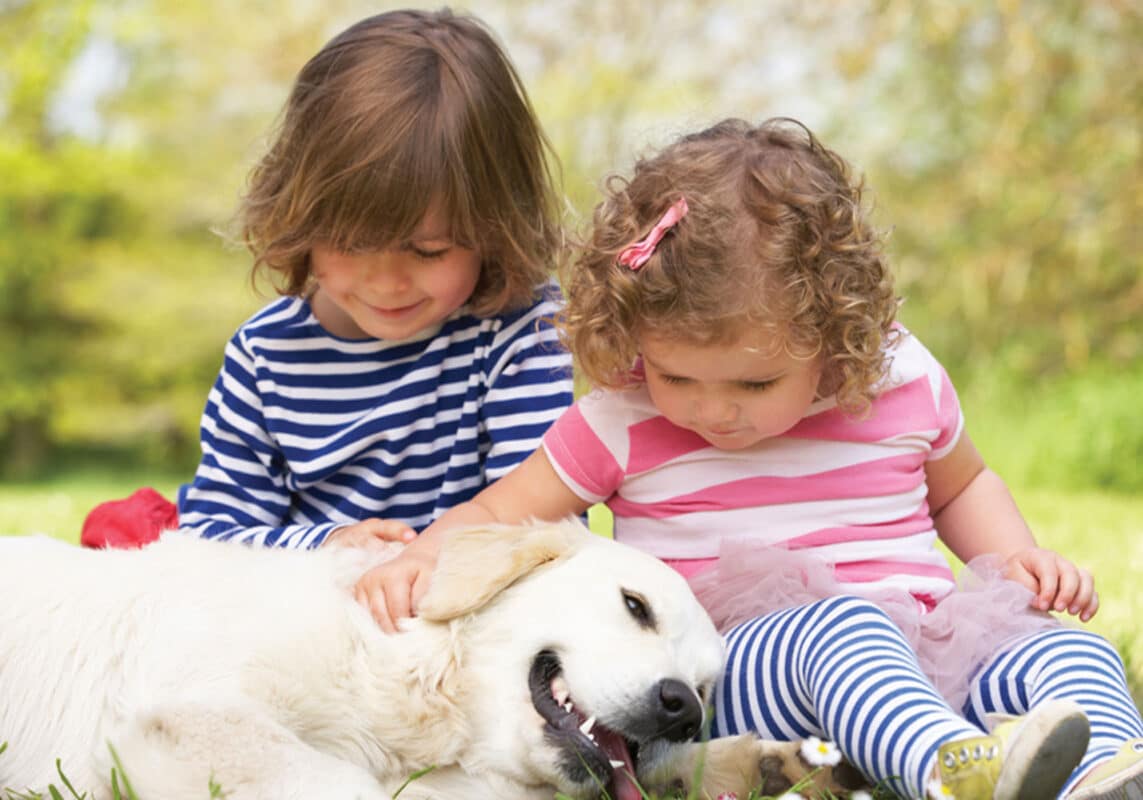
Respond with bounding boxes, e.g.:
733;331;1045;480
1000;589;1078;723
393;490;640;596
416;519;586;621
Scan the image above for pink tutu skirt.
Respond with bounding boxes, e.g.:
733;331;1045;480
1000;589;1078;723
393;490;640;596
685;541;1064;711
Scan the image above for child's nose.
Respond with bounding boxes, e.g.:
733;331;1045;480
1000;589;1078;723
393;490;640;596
361;252;411;290
695;395;737;425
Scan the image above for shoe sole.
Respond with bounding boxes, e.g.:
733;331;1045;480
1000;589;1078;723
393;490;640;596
1069;756;1143;800
995;699;1091;800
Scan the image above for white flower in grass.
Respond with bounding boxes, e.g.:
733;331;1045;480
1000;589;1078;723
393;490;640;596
850;792;874;800
799;736;843;767
775;793;805;800
927;776;955;798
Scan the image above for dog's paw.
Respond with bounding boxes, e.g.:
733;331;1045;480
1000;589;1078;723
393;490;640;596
675;735;871;799
753;738;870;797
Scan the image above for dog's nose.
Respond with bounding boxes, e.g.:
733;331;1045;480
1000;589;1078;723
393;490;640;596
654;678;704;741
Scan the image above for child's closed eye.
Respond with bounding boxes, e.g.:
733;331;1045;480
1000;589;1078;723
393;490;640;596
657;374;776;391
407;243;452;261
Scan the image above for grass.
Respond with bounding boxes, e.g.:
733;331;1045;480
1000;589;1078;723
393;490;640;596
0;743;142;800
1;469;1141;704
0;470;184;543
0;741;882;800
0;470;1139;800
1013;487;1143;702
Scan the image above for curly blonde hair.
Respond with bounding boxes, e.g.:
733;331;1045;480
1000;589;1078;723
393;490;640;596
236;9;563;315
560;117;899;415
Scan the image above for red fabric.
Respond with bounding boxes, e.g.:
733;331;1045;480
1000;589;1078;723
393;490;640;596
81;487;178;549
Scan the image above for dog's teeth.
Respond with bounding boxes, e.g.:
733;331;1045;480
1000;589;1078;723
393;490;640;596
609;760;626;769
579;715;596;734
550;676;570;707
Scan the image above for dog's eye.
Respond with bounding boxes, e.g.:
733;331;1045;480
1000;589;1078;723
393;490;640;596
621;590;655;629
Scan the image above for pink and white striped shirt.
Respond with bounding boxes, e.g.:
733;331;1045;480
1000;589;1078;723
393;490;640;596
543;331;964;605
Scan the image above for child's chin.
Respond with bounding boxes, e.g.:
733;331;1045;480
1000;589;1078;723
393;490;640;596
699;431;762;450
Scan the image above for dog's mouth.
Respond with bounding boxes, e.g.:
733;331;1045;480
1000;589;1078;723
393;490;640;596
528;650;642;800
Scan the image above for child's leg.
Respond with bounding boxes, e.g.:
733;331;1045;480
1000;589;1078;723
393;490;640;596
964;627;1143;797
712;595;980;798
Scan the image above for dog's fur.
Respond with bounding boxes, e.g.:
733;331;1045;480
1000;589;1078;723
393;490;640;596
0;519;868;799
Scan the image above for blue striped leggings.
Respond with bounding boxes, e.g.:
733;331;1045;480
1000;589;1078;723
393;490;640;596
712;595;1143;799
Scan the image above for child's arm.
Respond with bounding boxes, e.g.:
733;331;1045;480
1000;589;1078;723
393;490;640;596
324;519;417;548
178;344;350;549
354;448;592;631
926;433;1099;621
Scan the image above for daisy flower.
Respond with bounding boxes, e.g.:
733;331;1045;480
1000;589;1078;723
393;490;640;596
850;792;874;800
927;776;955;798
800;736;843;767
775;793;805;800
715;794;737;800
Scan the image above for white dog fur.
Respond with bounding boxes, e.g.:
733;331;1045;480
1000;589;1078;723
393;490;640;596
0;520;715;799
0;519;868;800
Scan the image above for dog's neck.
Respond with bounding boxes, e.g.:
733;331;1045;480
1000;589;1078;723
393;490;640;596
345;615;476;773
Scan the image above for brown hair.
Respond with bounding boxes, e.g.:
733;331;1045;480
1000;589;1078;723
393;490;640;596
561;117;899;415
237;8;563;315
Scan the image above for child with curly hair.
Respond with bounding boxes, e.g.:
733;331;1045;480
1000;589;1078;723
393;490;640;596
83;9;574;575
363;117;1143;799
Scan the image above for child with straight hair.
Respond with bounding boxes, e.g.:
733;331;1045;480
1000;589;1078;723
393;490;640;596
362;118;1143;799
83;9;574;566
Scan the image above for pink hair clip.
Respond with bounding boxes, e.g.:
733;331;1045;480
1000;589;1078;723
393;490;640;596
617;197;689;271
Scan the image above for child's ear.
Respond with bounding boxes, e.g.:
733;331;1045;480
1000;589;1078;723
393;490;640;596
415;519;586;621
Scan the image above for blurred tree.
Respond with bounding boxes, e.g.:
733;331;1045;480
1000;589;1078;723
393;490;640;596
803;0;1142;377
1;0;746;476
0;1;127;475
1;0;1138;483
0;0;357;476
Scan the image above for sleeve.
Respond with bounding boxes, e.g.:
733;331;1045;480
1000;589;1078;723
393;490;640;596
542;396;627;504
176;331;342;549
918;340;965;460
478;289;575;480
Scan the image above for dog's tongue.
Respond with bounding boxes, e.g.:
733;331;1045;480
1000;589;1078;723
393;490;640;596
593;727;640;800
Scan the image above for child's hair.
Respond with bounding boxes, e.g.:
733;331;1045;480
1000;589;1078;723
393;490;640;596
237;8;562;315
561;117;899;415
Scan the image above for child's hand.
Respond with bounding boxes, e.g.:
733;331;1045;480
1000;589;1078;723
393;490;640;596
352;535;441;633
323;518;417;549
1004;546;1099;621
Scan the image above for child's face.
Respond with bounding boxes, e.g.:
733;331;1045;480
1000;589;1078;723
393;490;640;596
640;330;823;451
310;206;480;341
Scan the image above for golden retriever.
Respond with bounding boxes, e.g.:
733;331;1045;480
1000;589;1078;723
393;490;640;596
0;519;866;799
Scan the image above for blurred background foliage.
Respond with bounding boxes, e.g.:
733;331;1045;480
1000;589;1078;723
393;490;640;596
0;0;1140;491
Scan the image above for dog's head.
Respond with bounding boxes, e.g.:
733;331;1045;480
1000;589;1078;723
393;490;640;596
416;519;724;800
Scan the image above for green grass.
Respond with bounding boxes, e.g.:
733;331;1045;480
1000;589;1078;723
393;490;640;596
2;469;1140;705
0;473;1137;798
0;743;142;800
0;740;880;800
0;470;184;543
1013;487;1143;704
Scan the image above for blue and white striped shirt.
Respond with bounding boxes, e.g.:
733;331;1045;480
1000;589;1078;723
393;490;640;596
177;287;573;548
